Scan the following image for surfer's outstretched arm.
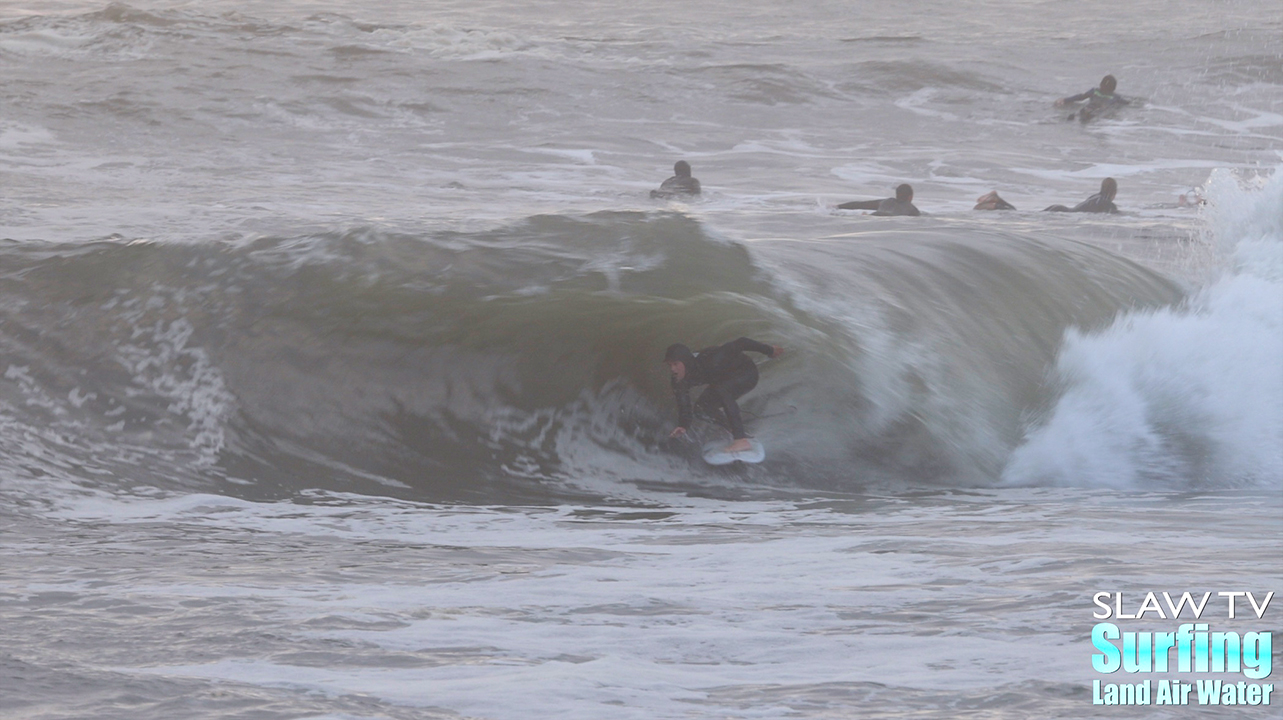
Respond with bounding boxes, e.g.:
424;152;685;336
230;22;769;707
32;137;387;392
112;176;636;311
722;337;782;358
1055;89;1092;107
837;199;881;210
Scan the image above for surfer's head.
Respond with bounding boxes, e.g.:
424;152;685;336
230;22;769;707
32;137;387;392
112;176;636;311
1099;74;1117;95
664;343;696;380
1100;177;1118;201
895;183;914;203
674;160;692;178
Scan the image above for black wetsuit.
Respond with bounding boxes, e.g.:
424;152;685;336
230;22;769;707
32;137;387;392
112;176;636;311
1044;192;1118;213
1061;88;1129;122
672;337;774;439
837;198;920;216
650;175;701;199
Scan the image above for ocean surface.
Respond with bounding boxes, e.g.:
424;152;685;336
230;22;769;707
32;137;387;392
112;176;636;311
1;1;1280;718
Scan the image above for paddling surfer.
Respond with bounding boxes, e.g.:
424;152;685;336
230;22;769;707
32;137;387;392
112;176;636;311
1044;177;1119;213
650;160;702;199
837;183;921;216
1055;74;1130;122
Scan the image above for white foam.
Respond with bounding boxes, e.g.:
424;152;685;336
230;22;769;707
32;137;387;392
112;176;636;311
1003;168;1283;489
66;492;1081;718
0;121;57;149
384;23;541;61
26;484;1270;719
115;317;234;466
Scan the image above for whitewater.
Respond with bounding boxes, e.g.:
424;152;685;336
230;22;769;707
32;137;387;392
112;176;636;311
1;1;1279;719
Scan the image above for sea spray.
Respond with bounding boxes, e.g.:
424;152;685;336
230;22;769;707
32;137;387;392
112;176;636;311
1003;169;1283;489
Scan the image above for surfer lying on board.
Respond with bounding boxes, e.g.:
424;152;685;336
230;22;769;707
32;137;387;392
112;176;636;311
1055;74;1129;123
1044;177;1119;213
665;338;784;454
837;183;920;216
650;160;702;199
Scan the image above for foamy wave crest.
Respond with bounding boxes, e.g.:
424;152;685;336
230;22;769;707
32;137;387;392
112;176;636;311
1003;169;1283;489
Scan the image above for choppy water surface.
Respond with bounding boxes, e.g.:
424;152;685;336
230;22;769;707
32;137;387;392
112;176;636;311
1;1;1280;718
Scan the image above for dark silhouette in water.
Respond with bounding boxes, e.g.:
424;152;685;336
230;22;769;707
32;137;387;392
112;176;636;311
838;183;921;216
664;338;784;455
650;160;702;199
1044;178;1119;213
1056;74;1130;123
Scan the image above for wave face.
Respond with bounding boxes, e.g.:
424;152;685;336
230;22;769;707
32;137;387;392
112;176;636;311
1003;170;1283;490
0;212;1183;502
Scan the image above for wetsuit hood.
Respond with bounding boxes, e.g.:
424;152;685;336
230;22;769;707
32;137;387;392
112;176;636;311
1100;177;1118;201
664;343;697;367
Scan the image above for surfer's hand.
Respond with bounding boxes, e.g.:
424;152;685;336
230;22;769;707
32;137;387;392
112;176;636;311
669;427;687;439
1054;98;1066;108
771;345;784;359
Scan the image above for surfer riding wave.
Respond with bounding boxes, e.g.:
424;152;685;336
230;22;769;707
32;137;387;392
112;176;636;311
664;338;784;455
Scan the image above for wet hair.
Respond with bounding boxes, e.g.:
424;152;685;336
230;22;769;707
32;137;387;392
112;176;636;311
1099;75;1117;95
895;183;914;202
674;161;692;177
664;343;697;366
1100;177;1118;199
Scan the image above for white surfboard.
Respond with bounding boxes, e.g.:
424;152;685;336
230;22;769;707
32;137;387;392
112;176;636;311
702;439;765;465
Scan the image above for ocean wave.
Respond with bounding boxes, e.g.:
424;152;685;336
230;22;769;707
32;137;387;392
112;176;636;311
1003;168;1282;489
0;212;1186;502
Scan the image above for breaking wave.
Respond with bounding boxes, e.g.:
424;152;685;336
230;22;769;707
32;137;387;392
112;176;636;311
0;211;1185;502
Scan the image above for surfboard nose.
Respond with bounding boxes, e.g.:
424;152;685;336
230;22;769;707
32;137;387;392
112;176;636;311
702;440;766;465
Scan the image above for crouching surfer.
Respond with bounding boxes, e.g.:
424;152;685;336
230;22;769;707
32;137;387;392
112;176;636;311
664;338;783;454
